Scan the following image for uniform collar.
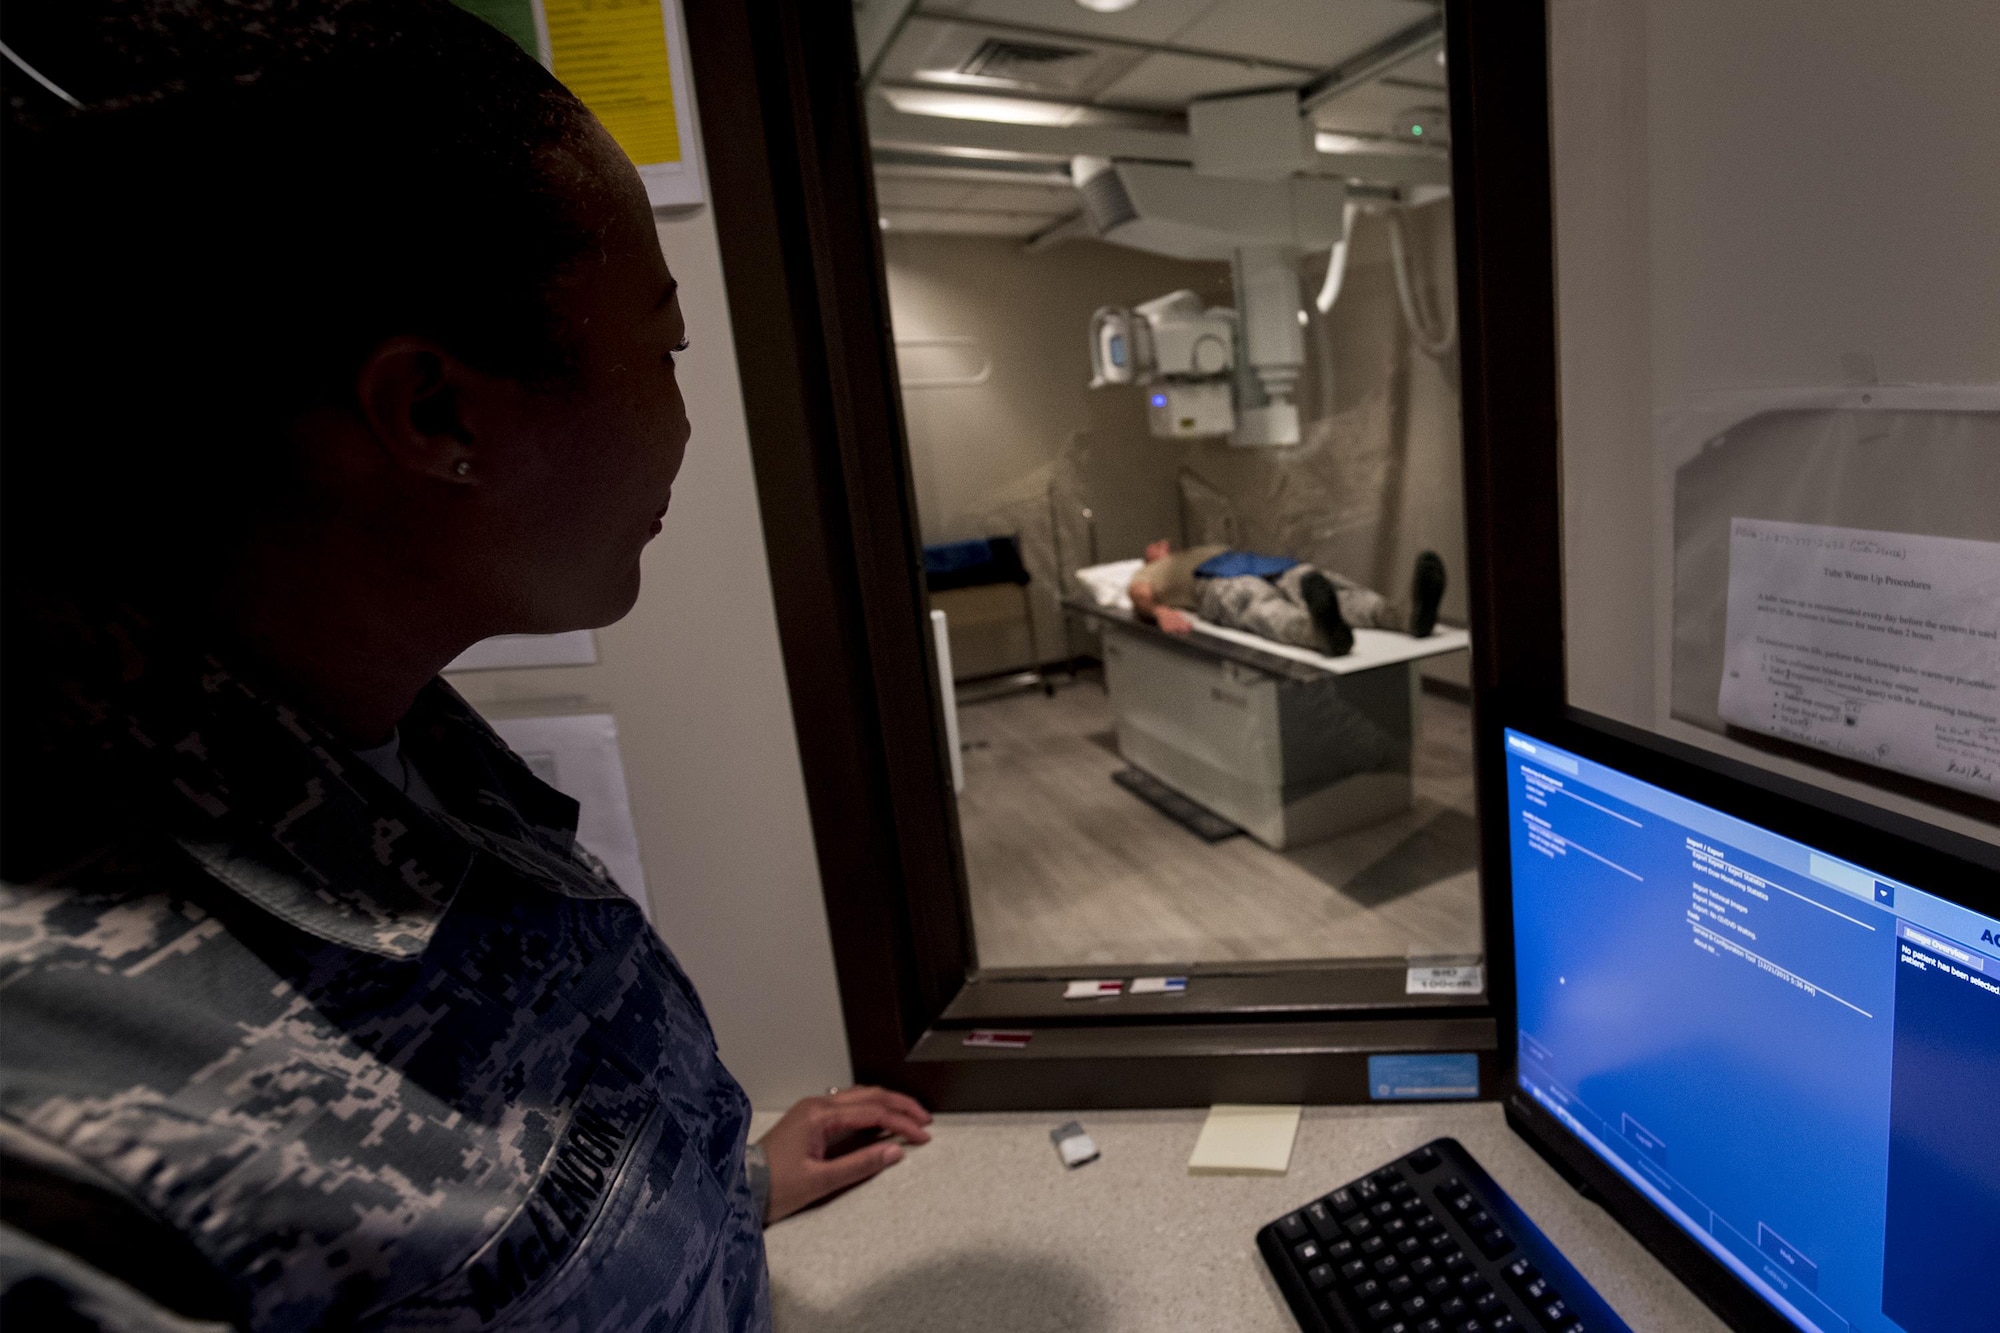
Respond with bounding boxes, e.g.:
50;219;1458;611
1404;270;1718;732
28;600;610;959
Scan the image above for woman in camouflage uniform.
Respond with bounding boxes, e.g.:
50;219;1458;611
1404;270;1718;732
0;3;927;1328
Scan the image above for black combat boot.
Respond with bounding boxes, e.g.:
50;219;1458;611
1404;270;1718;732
1299;571;1355;656
1409;551;1447;638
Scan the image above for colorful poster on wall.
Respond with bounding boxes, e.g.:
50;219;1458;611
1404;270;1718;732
456;0;704;208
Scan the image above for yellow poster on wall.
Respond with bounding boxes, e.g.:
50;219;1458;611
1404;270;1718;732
461;0;703;207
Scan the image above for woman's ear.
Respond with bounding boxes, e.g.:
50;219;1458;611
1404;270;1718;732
354;337;485;483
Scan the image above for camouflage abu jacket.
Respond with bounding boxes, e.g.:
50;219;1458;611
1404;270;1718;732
0;605;771;1332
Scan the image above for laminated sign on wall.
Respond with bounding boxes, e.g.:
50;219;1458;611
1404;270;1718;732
456;0;703;207
1718;519;2000;801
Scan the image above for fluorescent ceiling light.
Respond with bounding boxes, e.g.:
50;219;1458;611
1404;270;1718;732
915;69;1033;90
881;86;1089;127
1315;132;1369;154
1075;0;1139;11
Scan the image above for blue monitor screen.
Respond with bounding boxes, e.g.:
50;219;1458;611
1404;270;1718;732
1505;729;2000;1333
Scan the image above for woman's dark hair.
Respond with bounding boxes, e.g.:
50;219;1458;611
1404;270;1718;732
1;0;604;593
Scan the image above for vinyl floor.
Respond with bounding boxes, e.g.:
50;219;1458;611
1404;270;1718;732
955;672;1483;968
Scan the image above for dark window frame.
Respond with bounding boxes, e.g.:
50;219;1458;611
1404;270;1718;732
681;0;1559;1109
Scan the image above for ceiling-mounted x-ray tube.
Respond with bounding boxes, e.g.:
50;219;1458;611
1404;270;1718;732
1231;244;1305;446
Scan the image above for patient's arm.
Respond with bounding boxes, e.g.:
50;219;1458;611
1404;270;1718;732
1129;579;1194;635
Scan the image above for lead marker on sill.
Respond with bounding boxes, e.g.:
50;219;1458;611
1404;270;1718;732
1051;1120;1099;1169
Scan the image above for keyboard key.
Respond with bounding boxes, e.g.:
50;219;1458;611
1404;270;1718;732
1440;1296;1469;1319
1294;1241;1322;1267
1474;1292;1501;1316
1329;1239;1357;1262
1348;1215;1377;1238
1460;1275;1491;1296
1443;1250;1471;1273
1465;1209;1492;1229
1428;1233;1457;1254
1458;1323;1485;1333
1540;1300;1570;1326
1373;1169;1401;1189
1278;1213;1308;1242
1375;1254;1403;1277
1397;1237;1423;1256
1403;1294;1432;1318
1489;1316;1518;1332
1390;1179;1416;1199
1356;1179;1382;1203
1414;1215;1441;1234
1388;1275;1415;1297
1306;1201;1342;1241
1523;1278;1553;1303
1373;1200;1398;1219
1362;1236;1388;1255
1410;1146;1442;1173
1384;1218;1410;1238
1503;1259;1539;1287
1342;1260;1368;1281
1305;1262;1336;1288
1367;1301;1396;1323
1476;1228;1514;1258
1354;1278;1382;1303
1329;1187;1360;1214
1416;1318;1444;1333
1409;1256;1437;1278
1425;1275;1451;1297
1401;1197;1429;1216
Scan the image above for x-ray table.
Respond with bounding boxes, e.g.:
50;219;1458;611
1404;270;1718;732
1066;600;1471;850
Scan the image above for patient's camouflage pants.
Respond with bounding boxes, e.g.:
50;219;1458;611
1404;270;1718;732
1194;563;1404;652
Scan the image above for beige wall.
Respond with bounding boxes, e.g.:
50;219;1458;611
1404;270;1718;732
449;206;850;1110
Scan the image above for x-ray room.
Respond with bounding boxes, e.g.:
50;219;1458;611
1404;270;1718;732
855;0;1480;973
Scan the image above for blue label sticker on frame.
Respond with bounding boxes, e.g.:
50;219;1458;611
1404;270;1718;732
1369;1054;1480;1101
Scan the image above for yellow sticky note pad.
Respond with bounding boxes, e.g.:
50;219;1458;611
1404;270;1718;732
1188;1104;1301;1176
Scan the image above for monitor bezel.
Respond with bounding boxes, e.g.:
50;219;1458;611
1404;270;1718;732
1486;705;2000;1333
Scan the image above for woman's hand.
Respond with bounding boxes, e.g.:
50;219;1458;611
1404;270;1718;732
758;1085;932;1223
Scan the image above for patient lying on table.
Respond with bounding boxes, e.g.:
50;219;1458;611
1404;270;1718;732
1128;541;1445;656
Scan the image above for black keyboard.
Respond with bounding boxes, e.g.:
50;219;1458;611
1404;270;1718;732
1256;1138;1630;1333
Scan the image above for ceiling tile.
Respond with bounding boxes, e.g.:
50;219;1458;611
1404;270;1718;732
947;0;1227;47
1167;0;1435;70
1097;51;1304;110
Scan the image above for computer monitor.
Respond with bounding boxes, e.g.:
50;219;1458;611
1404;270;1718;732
1499;724;1999;1333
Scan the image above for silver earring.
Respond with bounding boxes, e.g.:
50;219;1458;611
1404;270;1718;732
453;460;471;477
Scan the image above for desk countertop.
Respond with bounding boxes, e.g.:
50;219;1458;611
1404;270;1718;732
756;1103;1728;1332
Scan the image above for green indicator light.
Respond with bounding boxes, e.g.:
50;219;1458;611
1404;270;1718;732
1411;124;1424;136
